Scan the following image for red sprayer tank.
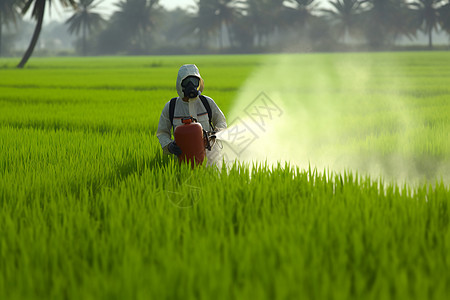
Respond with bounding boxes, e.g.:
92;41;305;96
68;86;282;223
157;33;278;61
174;118;205;166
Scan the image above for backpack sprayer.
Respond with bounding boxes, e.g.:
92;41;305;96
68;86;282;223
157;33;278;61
174;117;216;166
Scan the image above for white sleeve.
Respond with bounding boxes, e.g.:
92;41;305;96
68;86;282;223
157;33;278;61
156;102;173;154
209;98;227;131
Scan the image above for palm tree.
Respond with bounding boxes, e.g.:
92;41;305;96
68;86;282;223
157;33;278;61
189;0;244;49
65;0;105;56
17;0;76;68
211;0;245;48
158;7;192;46
178;1;233;50
360;0;413;48
231;12;254;50
0;0;21;56
111;0;160;52
439;0;450;38
411;0;444;49
245;0;287;47
322;0;362;43
285;0;320;28
188;0;220;48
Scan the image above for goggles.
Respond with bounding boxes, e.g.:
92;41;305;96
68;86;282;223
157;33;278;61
181;76;200;88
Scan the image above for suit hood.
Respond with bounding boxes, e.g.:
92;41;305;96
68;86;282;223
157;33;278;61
176;64;205;98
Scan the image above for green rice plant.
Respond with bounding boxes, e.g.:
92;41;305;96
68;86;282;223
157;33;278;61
0;53;449;300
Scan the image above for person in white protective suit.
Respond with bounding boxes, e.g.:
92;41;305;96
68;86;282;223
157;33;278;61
156;64;227;165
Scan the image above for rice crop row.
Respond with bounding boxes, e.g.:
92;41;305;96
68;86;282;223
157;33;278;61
0;53;449;299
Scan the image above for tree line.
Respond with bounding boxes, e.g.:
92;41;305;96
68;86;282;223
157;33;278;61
1;0;450;67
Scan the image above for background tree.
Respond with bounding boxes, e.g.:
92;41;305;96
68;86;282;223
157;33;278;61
7;0;449;56
282;0;322;50
230;7;254;51
65;0;105;56
360;0;413;49
411;0;444;49
438;0;450;38
322;0;362;43
94;20;128;54
186;0;249;50
156;7;193;52
111;0;160;53
394;1;419;43
0;0;21;56
17;0;76;68
285;0;321;28
189;0;219;49
245;0;288;48
208;0;245;49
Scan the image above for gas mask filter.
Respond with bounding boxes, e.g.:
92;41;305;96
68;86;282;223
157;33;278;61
181;76;200;99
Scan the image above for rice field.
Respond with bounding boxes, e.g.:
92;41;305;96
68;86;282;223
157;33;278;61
0;53;449;300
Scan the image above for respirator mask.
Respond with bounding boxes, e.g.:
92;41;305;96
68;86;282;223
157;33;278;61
181;76;200;99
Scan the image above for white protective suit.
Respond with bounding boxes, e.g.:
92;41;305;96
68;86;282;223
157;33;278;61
156;64;227;164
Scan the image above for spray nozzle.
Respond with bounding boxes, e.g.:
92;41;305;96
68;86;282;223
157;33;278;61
203;129;216;151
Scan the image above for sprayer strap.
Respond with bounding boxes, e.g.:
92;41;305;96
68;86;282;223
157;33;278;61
169;97;177;130
199;95;215;131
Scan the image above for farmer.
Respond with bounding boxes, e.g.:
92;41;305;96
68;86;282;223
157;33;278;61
156;64;227;164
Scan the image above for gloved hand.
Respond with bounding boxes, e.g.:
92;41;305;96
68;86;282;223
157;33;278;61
168;141;182;156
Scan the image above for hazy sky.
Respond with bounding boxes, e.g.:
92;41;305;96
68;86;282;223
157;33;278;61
44;0;202;23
